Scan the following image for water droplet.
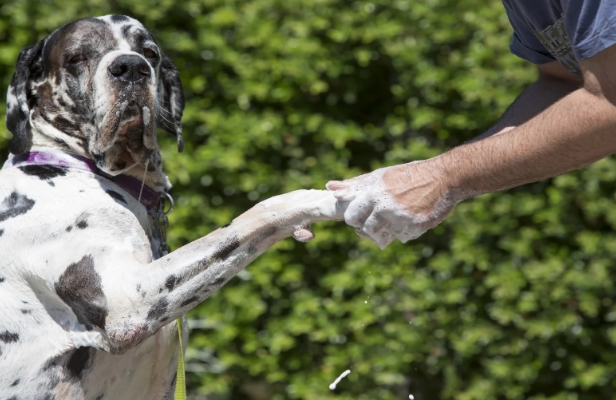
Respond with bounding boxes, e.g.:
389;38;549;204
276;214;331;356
329;369;351;390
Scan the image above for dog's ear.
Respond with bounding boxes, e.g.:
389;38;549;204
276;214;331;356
6;40;45;155
157;53;185;152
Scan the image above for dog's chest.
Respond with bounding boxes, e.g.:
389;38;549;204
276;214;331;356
74;323;180;400
0;167;181;399
14;322;183;400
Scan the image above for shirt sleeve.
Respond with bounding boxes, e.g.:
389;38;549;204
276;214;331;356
564;0;616;62
502;0;556;64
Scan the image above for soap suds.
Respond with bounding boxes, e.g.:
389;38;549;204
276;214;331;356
329;369;351;390
328;161;460;249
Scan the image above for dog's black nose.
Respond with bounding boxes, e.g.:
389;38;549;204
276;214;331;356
108;55;151;83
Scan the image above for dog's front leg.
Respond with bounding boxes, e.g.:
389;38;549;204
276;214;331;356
98;189;342;353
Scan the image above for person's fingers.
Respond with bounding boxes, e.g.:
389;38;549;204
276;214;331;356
332;181;371;202
360;211;397;249
362;212;388;237
344;195;372;228
331;188;352;201
325;180;349;191
293;226;315;242
326;171;374;191
374;232;395;249
354;226;393;249
395;225;426;243
354;226;371;238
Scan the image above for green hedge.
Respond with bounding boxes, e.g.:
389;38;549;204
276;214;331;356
2;1;616;399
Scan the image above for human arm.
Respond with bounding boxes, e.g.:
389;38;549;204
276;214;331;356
327;47;615;248
438;47;616;195
472;61;581;140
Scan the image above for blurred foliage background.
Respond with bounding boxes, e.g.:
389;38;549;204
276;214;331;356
2;0;616;399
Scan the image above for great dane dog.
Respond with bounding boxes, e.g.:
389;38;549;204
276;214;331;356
0;15;341;399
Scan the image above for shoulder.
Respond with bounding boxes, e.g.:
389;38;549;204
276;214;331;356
0;166;152;259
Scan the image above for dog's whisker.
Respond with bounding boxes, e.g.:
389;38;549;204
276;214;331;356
155;109;175;126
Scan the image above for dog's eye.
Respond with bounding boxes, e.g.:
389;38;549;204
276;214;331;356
67;54;87;65
143;48;157;58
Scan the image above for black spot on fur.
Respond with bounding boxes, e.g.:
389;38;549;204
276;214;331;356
19;165;66;180
66;225;73;232
11;379;19;386
136;284;141;292
105;190;127;205
0;277;4;283
76;220;88;229
0;229;4;237
160;316;169;323
0;192;35;222
53;138;68;147
6;38;45;154
221;220;233;228
55;255;108;330
111;14;130;23
122;24;132;38
247;244;257;255
66;347;92;378
212;276;226;287
212;236;241;260
21;309;30;314
0;331;19;343
180;296;199;307
165;275;180;291
146;298;168;320
52;116;76;133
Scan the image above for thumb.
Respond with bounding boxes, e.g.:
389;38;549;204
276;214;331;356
326;172;369;191
326;180;349;191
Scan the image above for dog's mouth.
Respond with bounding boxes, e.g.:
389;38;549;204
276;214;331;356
96;99;158;174
117;102;146;138
116;101;153;155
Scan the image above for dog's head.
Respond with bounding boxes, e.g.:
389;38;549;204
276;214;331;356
5;15;184;190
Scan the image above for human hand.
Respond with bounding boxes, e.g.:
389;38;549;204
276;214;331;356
326;160;458;249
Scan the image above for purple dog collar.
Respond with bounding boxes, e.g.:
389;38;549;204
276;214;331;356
4;151;164;214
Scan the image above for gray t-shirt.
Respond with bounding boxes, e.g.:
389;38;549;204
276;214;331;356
502;0;616;74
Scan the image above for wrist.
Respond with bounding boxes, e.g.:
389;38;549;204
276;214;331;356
421;154;472;204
